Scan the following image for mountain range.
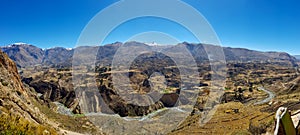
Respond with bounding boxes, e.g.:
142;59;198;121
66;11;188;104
0;42;298;68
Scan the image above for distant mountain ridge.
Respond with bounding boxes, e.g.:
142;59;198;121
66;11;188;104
294;55;300;60
1;44;44;67
0;42;298;67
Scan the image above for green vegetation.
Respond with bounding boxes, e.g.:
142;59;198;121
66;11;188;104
224;87;230;91
73;113;85;118
161;87;175;94
0;112;57;135
249;120;273;135
162;89;170;94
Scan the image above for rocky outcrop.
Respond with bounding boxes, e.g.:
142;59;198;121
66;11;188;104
22;69;80;114
98;84;165;117
0;50;57;133
160;93;179;107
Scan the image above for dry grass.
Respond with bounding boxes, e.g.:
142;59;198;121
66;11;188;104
171;102;273;135
0;110;57;135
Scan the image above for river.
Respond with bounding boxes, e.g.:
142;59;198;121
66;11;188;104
254;87;275;105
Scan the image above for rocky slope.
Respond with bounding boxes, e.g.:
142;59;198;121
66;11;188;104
0;49;57;134
0;50;105;135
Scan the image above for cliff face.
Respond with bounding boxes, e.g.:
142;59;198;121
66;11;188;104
22;69;80;114
0;50;57;134
0;49;25;92
0;50;104;134
0;49;34;117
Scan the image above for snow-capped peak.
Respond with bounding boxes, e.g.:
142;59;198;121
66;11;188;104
144;42;161;46
1;42;29;48
12;42;28;45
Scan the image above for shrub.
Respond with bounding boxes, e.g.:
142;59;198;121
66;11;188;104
248;121;270;135
0;112;57;135
1;80;9;86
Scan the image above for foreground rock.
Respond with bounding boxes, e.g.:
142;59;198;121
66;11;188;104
0;50;57;134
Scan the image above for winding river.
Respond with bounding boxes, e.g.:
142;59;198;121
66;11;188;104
254;87;275;105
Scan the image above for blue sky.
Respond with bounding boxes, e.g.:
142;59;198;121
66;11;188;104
0;0;299;54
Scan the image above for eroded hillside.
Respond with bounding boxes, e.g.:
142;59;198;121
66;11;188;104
0;50;105;135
